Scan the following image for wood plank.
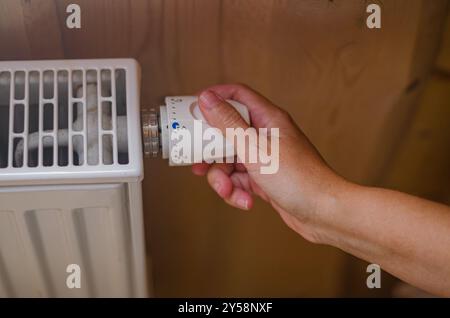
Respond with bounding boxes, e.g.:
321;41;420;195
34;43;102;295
382;74;450;202
375;0;449;186
436;5;450;72
0;0;31;59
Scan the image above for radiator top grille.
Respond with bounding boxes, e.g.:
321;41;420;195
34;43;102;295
0;59;142;185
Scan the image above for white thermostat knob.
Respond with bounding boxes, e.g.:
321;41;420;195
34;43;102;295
142;96;250;165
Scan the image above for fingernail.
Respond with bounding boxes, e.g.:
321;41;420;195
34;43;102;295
213;182;222;196
237;198;249;210
199;90;222;110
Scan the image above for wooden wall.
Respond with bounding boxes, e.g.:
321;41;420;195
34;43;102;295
0;0;448;297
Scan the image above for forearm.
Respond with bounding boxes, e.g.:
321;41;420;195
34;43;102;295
317;181;450;296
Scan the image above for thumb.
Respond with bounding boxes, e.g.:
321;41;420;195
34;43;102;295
199;90;263;174
198;90;250;133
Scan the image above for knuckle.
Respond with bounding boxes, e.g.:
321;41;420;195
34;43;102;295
221;108;243;127
277;107;289;117
232;82;251;91
278;108;293;122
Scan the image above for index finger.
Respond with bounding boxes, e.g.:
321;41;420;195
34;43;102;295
205;84;282;128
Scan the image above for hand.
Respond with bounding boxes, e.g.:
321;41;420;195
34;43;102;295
192;84;346;243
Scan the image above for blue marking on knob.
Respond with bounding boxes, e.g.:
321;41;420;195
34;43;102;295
172;121;180;129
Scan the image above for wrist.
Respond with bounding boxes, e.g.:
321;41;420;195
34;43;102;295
301;173;355;245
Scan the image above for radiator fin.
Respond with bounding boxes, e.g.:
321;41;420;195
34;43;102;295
0;67;129;169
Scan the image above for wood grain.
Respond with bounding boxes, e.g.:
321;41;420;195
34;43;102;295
0;0;448;297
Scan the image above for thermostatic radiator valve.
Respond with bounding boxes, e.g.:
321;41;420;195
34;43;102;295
141;96;250;164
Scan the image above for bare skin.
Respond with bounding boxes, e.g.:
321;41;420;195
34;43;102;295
192;84;450;297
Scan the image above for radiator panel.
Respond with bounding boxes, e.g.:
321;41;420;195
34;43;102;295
0;183;146;297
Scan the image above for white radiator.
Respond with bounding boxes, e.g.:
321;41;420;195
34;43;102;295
0;59;148;297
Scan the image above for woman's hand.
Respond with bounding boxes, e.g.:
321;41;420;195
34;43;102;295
192;84;346;243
